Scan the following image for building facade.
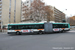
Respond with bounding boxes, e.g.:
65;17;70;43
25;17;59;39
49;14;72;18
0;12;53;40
54;7;65;22
21;0;54;22
0;0;21;28
21;0;35;23
0;0;2;28
24;0;34;7
21;2;34;22
21;0;65;23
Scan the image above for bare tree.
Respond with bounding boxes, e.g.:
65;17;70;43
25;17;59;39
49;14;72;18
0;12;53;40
70;16;75;26
23;0;53;22
31;0;45;22
44;6;53;22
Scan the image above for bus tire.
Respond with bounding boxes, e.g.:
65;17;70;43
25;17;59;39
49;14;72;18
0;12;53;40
61;31;64;33
38;31;43;34
16;32;21;35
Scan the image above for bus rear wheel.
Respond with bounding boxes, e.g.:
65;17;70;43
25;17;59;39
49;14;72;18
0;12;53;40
38;31;43;34
16;32;21;35
61;31;64;33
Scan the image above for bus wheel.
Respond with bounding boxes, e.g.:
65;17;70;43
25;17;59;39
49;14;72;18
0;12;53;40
61;31;64;33
16;32;21;35
38;31;43;34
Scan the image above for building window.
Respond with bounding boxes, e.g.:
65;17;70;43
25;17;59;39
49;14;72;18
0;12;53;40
9;0;11;23
27;1;29;3
27;5;28;7
31;0;33;2
25;2;26;4
0;6;1;8
14;0;16;23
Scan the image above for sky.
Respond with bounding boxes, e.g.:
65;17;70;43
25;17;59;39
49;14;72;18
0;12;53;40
22;0;75;17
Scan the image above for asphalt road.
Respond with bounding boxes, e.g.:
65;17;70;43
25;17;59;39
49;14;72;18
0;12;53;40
0;31;75;50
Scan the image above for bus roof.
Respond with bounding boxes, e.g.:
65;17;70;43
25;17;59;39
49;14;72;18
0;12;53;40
53;23;69;24
8;23;69;25
8;23;44;25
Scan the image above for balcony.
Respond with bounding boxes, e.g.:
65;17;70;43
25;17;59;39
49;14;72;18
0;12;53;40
0;4;2;7
0;11;2;13
0;18;1;20
0;15;1;18
0;12;1;15
0;15;1;16
21;18;25;21
0;8;2;11
0;1;2;4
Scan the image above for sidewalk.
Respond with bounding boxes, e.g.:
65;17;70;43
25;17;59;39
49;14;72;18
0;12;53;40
70;28;75;31
0;32;7;34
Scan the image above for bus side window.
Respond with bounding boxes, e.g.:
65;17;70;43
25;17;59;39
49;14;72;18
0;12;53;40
14;25;18;29
36;25;39;29
9;26;12;30
18;25;21;29
21;25;25;29
29;25;32;29
53;24;56;28
53;24;58;28
40;24;44;29
25;25;28;29
33;25;36;29
9;25;15;30
64;24;68;28
59;24;63;28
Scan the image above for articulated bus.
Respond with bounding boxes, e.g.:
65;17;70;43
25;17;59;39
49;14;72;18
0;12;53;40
7;23;70;35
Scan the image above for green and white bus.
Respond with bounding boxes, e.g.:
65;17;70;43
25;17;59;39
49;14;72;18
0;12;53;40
7;23;70;35
8;23;44;35
52;23;70;32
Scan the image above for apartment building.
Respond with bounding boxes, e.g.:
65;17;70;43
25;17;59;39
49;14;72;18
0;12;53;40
0;0;2;28
24;0;34;7
54;7;65;22
0;0;21;28
21;0;35;22
21;2;34;22
21;0;65;23
21;0;54;22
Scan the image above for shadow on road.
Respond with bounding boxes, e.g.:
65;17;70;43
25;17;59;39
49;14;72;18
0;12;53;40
8;32;70;36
